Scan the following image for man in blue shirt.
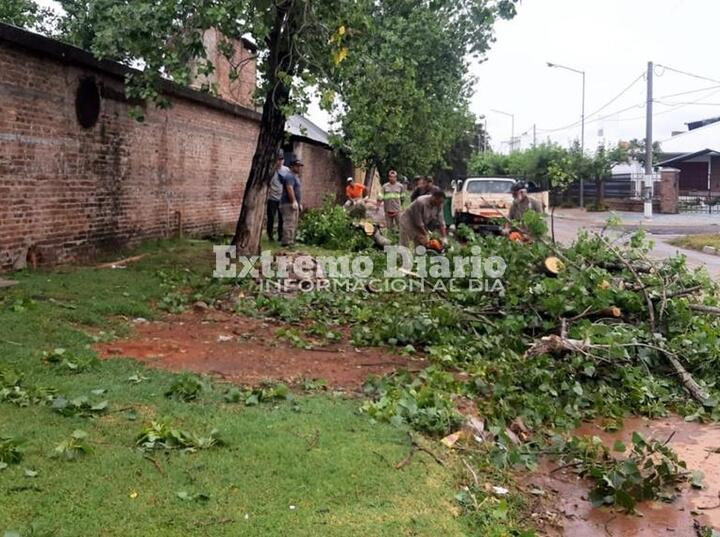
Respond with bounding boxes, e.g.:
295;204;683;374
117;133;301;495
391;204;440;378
279;156;304;246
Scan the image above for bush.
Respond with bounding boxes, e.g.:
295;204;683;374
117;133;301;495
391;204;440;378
298;197;373;251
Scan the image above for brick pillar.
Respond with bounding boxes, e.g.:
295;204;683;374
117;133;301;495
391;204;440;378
658;167;679;214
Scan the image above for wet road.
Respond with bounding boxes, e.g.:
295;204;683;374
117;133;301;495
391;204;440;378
550;213;720;279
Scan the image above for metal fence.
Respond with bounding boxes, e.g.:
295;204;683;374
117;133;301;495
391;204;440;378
678;193;720;214
560;174;635;205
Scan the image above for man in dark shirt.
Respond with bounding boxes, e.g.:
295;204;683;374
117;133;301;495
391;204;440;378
410;176;427;202
279;157;303;247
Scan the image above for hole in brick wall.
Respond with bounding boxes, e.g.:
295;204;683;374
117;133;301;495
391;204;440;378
75;77;101;129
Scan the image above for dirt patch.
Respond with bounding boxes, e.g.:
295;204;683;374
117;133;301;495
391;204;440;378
524;416;720;536
95;310;424;391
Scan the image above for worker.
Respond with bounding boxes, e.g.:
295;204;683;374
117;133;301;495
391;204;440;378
377;169;405;230
344;177;367;208
399;188;447;248
508;181;543;221
266;149;289;241
279;157;304;247
410;176;428;202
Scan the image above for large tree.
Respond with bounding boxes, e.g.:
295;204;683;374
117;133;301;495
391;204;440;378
17;0;515;254
328;0;514;182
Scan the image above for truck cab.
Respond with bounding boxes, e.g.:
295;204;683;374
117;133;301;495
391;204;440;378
451;177;548;232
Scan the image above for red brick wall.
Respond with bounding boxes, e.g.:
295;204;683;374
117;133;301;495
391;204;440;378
0;30;347;271
294;141;351;207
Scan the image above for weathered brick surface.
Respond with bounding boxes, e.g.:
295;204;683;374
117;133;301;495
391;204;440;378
294;141;351;207
0;28;346;271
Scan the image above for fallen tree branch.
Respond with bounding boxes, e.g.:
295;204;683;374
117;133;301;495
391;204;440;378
95;254;146;269
663;285;703;300
595;234;656;333
525;333;712;405
143;454;165;476
689;304;720;316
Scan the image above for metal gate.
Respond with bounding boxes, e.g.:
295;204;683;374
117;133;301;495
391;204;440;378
678;193;720;214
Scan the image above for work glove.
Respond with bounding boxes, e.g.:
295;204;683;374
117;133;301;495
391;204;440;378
292;201;299;211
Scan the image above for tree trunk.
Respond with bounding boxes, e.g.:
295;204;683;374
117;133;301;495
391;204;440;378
597;176;605;207
230;91;288;253
363;164;376;195
230;1;293;254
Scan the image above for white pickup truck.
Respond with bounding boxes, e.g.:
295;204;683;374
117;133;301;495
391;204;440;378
450;177;548;232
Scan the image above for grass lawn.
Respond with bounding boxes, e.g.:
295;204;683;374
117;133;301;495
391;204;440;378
0;240;469;536
669;233;720;252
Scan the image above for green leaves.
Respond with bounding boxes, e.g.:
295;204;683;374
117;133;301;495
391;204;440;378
51;395;108;417
555;432;690;513
52;430;93;461
298;198;373;251
0;436;23;465
43;348;97;373
224;382;290;406
165;374;209;402
135;421;224;452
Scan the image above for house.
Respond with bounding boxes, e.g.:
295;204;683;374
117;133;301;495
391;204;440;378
658;119;720;195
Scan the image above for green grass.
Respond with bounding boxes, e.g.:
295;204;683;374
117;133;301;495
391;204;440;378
0;239;466;536
669;233;720;253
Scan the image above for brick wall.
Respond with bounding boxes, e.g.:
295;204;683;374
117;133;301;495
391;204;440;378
294;140;351;207
0;24;348;270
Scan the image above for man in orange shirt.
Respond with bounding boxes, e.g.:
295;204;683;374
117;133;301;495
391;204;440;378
344;177;367;208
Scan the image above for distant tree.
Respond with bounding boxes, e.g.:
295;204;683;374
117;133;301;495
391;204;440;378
587;143;629;208
624;138;662;167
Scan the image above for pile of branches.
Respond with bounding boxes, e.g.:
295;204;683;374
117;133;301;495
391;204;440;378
242;212;720;433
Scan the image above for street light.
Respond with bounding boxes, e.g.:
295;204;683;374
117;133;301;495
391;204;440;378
547;61;586;206
490;109;515;153
477;114;488;153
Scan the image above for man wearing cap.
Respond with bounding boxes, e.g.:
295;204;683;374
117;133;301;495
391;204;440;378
266;149;289;241
508;181;543;221
399;188;447;248
377;168;405;230
280;157;304;247
344;177;367;208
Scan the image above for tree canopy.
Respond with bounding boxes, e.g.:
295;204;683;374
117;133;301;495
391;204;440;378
328;0;515;178
3;0;517;252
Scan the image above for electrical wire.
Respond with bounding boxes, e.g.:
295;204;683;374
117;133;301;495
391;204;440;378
655;84;720;100
655;64;720;86
537;72;645;133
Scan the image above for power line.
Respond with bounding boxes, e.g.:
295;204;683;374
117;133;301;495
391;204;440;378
655;84;720;100
655;64;720;86
537;72;644;133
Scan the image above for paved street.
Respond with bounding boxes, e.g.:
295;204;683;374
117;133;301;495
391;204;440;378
551;209;720;279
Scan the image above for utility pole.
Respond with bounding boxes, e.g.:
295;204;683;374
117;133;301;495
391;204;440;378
644;61;653;219
533;124;537;148
491;109;515;153
547;62;586;206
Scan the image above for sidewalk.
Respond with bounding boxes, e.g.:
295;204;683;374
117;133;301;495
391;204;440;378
553;208;720;235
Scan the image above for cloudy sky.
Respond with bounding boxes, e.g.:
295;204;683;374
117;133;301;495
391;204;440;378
37;0;719;155
468;0;720;152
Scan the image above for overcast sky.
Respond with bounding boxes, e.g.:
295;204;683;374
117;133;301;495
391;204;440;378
466;0;720;153
38;0;720;154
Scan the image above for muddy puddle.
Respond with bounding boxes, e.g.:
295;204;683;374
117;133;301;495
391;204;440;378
525;416;720;536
